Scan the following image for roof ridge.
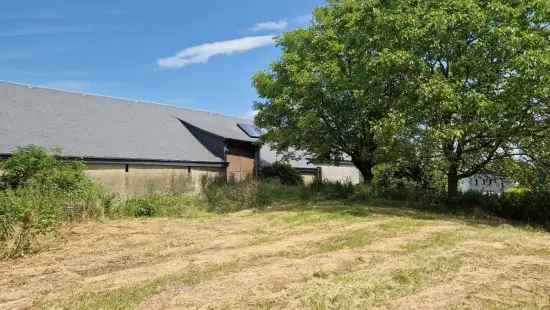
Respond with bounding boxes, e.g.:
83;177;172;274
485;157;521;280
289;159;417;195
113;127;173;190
0;80;253;122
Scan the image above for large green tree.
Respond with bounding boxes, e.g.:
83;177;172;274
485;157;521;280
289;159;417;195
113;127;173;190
401;0;549;196
253;0;417;183
254;0;549;195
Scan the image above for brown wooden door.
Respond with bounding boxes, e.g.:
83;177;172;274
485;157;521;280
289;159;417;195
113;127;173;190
227;154;255;182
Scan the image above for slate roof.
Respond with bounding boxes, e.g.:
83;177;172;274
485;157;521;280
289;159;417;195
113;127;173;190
0;81;256;164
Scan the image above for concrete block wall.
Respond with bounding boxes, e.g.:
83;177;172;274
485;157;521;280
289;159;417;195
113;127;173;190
85;163;224;198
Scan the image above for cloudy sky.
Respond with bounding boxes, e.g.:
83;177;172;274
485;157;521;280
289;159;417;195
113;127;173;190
0;0;323;118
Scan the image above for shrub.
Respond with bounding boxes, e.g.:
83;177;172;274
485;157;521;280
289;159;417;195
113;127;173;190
106;193;207;219
0;146;104;257
202;179;274;213
133;200;158;217
0;145;59;189
260;162;304;186
398;188;550;227
308;180;356;200
0;187;63;257
490;191;550;226
0;145;91;194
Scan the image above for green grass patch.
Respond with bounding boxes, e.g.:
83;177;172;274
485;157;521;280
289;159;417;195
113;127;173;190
54;262;241;310
404;231;465;253
318;218;427;253
70;280;163;310
274;210;358;226
319;229;374;252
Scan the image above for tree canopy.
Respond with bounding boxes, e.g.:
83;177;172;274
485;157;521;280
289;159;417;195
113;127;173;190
254;0;549;195
253;0;418;183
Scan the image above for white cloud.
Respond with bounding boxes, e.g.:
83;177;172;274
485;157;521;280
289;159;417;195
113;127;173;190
43;80;92;92
250;20;288;32
158;35;276;69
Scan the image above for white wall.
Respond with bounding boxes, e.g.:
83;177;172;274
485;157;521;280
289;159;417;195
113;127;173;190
459;174;516;194
319;164;363;185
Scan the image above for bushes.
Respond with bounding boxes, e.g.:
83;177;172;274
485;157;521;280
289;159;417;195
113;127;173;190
0;188;63;256
0;146;104;258
0;187;105;258
260;162;304;186
107;194;207;218
386;188;550;227
308;180;356;200
202;179;273;213
0;145;90;193
487;191;550;226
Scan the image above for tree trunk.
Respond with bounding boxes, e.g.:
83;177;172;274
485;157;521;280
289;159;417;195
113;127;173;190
447;165;459;198
354;160;374;184
352;143;377;184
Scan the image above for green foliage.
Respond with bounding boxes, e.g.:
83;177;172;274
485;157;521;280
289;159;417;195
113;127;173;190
260;162;304;186
401;0;550;195
202;179;273;213
491;191;550;226
107;194;207;219
308;179;356;200
0;145;59;189
0;146;104;258
498;147;550;192
254;0;550;195
253;0;418;183
0;145;91;194
1;187;65;257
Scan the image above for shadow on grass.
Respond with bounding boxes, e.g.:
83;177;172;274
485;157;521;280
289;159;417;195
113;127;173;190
255;197;547;232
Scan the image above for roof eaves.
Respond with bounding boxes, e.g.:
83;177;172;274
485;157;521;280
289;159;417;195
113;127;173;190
0;153;229;168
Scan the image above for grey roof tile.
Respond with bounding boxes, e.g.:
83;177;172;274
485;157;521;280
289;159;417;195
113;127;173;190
0;81;256;163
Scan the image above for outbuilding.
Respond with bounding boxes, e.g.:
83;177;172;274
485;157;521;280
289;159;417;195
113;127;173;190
0;81;362;196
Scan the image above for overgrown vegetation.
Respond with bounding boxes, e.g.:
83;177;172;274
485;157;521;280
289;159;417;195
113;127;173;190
0;146;104;257
105;193;208;219
200;176;550;228
202;178;273;213
1;145;548;260
259;161;304;186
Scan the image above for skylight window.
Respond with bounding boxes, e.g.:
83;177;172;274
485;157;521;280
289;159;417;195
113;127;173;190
238;123;264;138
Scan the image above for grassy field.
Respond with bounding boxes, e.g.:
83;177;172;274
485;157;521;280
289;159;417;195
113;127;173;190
1;201;550;309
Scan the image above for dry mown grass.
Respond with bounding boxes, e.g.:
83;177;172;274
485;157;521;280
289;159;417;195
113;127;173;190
1;202;550;309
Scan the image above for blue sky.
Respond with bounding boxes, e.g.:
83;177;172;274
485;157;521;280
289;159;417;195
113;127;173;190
0;0;323;118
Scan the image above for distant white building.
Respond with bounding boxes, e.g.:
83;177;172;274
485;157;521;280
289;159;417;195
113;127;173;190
259;146;363;185
459;172;516;195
